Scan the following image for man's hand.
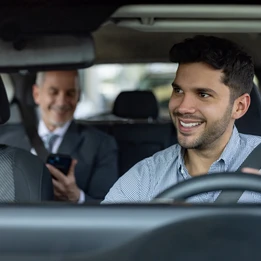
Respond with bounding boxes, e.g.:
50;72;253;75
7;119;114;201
46;159;80;202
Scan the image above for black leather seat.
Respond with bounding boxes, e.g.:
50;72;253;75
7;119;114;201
113;90;159;120
0;77;53;202
235;84;261;135
112;123;175;175
110;90;176;175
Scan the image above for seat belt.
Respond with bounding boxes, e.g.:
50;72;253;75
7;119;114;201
214;142;261;203
15;98;50;163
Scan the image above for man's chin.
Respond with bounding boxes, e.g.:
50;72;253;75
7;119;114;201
177;135;201;149
50;119;69;128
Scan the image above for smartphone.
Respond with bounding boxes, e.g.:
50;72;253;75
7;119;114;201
46;153;72;175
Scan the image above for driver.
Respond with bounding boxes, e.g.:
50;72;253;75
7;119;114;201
102;35;261;203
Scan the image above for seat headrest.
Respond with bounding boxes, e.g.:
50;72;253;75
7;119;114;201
0;77;10;124
112;91;159;119
235;84;261;136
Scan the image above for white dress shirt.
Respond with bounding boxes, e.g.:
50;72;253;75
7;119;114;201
31;120;85;203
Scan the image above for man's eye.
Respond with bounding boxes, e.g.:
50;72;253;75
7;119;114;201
49;90;57;95
199;92;210;98
68;92;76;97
173;87;183;94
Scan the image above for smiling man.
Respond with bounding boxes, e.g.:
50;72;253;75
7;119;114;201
33;70;119;203
102;35;261;203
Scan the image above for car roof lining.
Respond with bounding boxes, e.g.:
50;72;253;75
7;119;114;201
93;24;261;66
91;4;261;65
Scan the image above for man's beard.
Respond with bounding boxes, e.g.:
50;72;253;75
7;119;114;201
40;107;72;128
49;120;68;128
171;105;233;150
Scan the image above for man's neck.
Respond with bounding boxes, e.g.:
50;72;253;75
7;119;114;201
46;124;57;132
184;131;233;177
42;120;64;132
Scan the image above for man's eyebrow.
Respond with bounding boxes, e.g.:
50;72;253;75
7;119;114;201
196;88;217;95
171;82;217;95
48;86;58;90
171;82;180;88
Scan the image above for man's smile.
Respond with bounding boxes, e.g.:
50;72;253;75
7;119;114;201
178;118;204;134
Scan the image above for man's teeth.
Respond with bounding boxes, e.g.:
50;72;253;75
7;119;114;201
180;121;201;128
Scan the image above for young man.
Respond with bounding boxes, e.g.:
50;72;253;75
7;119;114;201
0;70;119;203
102;35;261;203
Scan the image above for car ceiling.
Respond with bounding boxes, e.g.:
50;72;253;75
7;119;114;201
93;24;261;66
0;1;259;38
0;3;121;39
92;4;261;66
0;1;261;66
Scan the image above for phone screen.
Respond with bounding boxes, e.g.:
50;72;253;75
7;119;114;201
46;154;72;175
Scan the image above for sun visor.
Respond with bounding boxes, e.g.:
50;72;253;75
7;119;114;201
0;35;95;72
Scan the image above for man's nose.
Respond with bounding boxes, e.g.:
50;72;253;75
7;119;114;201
176;94;196;115
56;93;67;105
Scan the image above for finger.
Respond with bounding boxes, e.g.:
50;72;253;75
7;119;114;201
54;191;63;197
67;159;78;177
47;164;67;182
241;167;261;174
54;191;67;199
52;178;65;193
54;190;67;199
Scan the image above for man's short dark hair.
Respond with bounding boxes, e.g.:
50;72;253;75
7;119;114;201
169;35;254;100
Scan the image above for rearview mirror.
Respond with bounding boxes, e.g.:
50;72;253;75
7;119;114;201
0;35;95;72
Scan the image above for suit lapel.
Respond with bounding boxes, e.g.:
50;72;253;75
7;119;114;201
57;121;83;155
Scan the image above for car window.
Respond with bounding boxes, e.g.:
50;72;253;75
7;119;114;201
74;63;178;119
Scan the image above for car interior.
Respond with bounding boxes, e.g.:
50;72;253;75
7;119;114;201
1;1;261;260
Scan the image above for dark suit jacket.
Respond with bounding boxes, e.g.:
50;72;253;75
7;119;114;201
0;121;119;201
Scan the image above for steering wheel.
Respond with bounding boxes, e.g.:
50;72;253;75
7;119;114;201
154;171;261;202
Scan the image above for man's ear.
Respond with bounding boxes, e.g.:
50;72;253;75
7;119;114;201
232;93;251;120
32;84;40;105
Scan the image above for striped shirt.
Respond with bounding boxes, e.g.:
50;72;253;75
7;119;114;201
103;126;261;203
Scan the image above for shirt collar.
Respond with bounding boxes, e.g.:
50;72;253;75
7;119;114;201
38;119;72;138
177;125;241;171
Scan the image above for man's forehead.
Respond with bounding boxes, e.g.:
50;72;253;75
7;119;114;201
44;71;78;80
43;71;78;88
174;63;225;87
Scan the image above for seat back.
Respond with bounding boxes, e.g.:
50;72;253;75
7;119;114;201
235;84;261;135
85;90;177;176
0;76;53;202
113;90;159;119
0;144;53;202
111;122;176;175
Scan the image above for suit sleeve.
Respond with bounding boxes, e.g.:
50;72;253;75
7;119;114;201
84;135;119;201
